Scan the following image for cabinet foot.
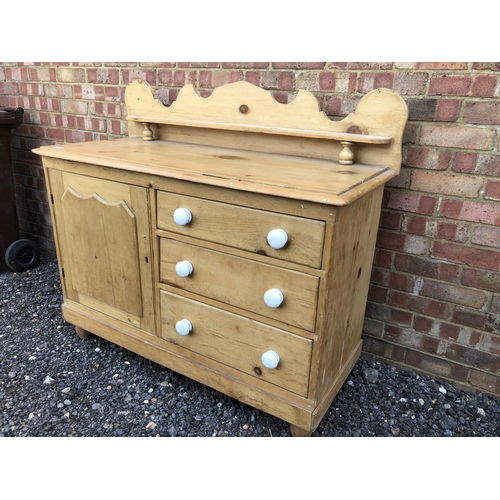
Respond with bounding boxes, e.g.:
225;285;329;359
290;425;312;437
75;325;92;339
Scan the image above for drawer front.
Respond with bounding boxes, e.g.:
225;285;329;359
160;238;319;332
161;291;312;396
157;191;325;268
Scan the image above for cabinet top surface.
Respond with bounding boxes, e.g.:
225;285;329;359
34;137;394;206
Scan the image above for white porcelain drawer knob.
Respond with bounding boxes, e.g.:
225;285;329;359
261;350;280;369
173;208;192;226
175;260;193;277
267;229;288;249
263;288;283;308
175;319;192;336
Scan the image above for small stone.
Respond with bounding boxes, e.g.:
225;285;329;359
43;376;55;385
439;386;447;395
439;415;457;430
418;398;425;406
64;400;71;405
145;421;157;430
61;387;70;394
477;408;486;417
8;372;16;378
95;348;101;352
363;368;379;384
392;428;400;436
92;403;102;410
242;424;249;430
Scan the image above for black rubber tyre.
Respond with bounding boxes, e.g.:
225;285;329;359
5;239;41;272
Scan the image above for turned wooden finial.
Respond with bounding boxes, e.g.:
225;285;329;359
142;122;154;141
339;141;354;165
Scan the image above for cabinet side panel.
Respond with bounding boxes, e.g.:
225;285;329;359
315;186;384;402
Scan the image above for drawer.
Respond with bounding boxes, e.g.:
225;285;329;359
157;191;325;268
160;291;312;397
160;238;319;332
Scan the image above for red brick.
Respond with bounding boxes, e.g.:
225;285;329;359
319;72;336;91
415;63;469;70
367;285;388;303
439;323;460;341
469;369;500;396
439;199;500;226
472;62;500;71
420;124;494;150
420;336;445;356
222;62;269;69
296;72;319;92
471;226;500;248
446;343;500;373
56;67;85;83
121;70;156;85
476;154;500;177
410;170;482;197
414;315;434;333
383;190;436;215
87;68;119;85
393;72;428;95
452;152;477;173
401;214;428;235
379;211;401;230
373;249;393;268
362;317;384;338
329;62;393;70
324;96;342;116
462;268;500;293
74;85;105;100
404;147;452;170
432;240;500;271
485;180;500;201
463;101;500;125
272;62;325;69
376;230;405;251
178;62;219;68
420;278;488;308
435;99;461;121
199;70;243;88
358;72;394;93
471;75;499;97
478;332;500;355
436;221;470;243
429;75;472;96
394;254;459;282
452;308;487;329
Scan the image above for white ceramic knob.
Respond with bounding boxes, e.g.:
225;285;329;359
267;229;288;249
175;319;192;336
173;208;192;226
261;350;280;369
263;288;283;308
175;260;193;277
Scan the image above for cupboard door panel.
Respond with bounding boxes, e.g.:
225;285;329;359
48;170;155;333
60;186;142;316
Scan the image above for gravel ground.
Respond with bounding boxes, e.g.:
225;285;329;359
1;257;499;438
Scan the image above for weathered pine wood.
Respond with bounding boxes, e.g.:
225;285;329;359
159;237;319;332
157;191;325;268
33;80;407;436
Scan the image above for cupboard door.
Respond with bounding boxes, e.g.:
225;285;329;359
47;169;155;333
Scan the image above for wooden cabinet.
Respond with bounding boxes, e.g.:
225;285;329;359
34;80;407;436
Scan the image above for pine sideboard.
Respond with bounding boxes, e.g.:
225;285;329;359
33;80;408;436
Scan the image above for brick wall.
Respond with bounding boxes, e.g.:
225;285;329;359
1;62;499;397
